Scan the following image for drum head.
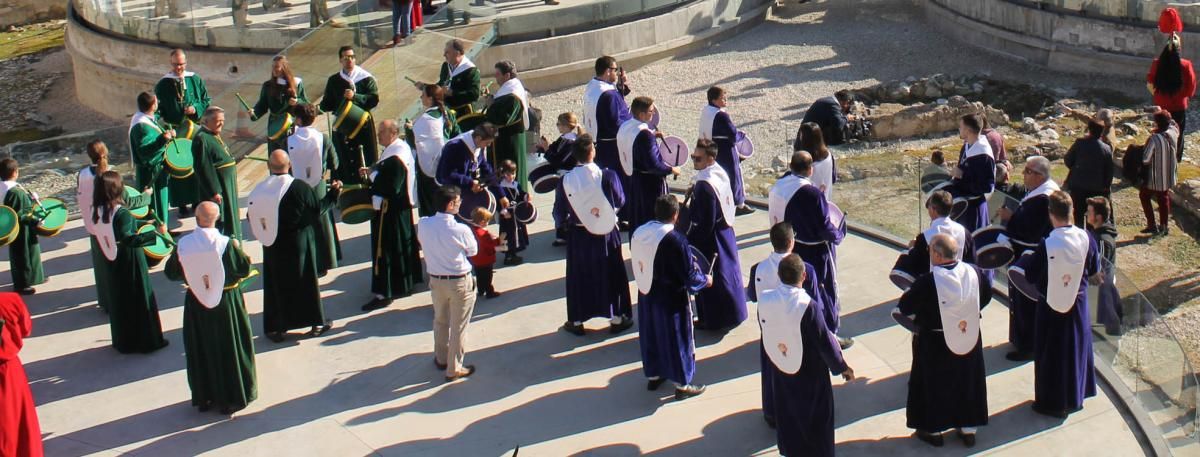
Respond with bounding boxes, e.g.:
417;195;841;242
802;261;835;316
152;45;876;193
950;197;970;220
0;206;18;247
138;224;172;264
649;106;662;130
36;198;68;236
514;201;538;224
973;225;1014;270
124;186;150;219
660;136;690;167
890;253;916;290
735;131;753;159
166;138;194;176
920;172;950;194
459;189;497;224
828;202;846;232
687;245;711;275
1007;251;1040;300
337;184;374;225
529;163;561;194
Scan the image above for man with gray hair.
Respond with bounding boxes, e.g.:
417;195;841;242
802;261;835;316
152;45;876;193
192;106;243;240
893;233;992;447
997;155;1059;361
485;60;531;190
247;150;341;342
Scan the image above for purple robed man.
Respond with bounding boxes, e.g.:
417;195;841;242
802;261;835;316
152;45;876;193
948;113;995;234
683;139;747;331
759;254;854;457
554;135;634;336
618;96;679;232
632;194;711;400
1009;191;1099;418
583;56;633;223
769;150;850;347
698;86;751;213
893;233;991;448
436;126;499;196
999;155;1060;361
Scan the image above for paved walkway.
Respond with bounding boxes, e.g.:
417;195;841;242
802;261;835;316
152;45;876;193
15;194;1147;455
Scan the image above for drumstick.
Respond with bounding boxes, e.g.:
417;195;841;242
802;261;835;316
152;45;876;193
243;156;269;162
404;76;419;85
234;92;253;115
708;251;719;276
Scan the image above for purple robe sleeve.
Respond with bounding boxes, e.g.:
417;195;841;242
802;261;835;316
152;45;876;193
814;188;844;245
952;154;996;197
436;142;474;189
807;291;848;375
658;232;709;300
634;130;672;176
712;110;737;146
597;92;632;139
553;182;572;225
686;183;720;239
602;169;626;210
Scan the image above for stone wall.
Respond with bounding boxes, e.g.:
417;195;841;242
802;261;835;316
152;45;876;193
0;0;67;29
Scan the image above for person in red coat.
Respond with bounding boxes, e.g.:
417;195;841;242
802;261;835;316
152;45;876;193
0;292;43;457
1149;8;1195;162
468;207;503;299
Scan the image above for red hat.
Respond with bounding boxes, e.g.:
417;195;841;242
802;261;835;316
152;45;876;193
1160;7;1184;34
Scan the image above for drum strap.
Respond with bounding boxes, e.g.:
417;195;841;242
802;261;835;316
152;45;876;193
374;199;388;274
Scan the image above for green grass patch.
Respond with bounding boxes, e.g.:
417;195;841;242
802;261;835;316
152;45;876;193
0;22;65;61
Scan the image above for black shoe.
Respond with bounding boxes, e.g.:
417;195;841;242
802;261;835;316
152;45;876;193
915;431;944;447
647;378;666;391
1031;403;1069;418
552;238;567;247
197;401;212;413
267;332;286;343
17;287;35;295
485;290;502;299
1005;350;1032;362
561;322;586;336
445;365;476;382
610;317;634;334
504;255;524;266
309;322;333;337
1140;226;1159;234
1159;226;1170;236
219;404;246;415
735;205;756;216
434;358;447;370
764;415;777;429
957;430;976;448
837;336;855;350
361;297;392;312
674;384;706;400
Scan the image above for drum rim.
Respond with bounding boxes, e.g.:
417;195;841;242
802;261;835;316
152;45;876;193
340;203;375;220
137;224;172;257
36;198;68;231
532;174;560;193
0;206;19;242
268;112;294;141
514;202;537;224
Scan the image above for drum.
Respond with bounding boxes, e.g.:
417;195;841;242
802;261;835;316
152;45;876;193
649;107;662;130
139;224;173;267
0;206;19;248
125;186;150;220
34;198;68;237
165;138;194;179
514;201;537;224
529;162;562;194
1006;250;1040;300
175;118;198;140
337;184;374;224
828;201;847;235
332;99;373;140
459;188;497;224
659;136;690;167
920;171;951;194
675;192;693;235
687;245;712;276
987;191;1020;224
456;111;488;133
949;196;971;220
735;130;754;159
268;112;295;142
889;253;917;290
973;225;1014;270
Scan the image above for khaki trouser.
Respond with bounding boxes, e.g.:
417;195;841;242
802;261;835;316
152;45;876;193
431;275;476;376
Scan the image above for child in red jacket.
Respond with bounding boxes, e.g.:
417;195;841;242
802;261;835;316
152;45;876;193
469;207;504;298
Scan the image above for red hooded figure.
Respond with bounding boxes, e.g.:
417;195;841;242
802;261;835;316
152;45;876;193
0;292;43;457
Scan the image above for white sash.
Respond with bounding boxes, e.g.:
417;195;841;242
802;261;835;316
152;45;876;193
695;164;736;224
493;78;530;130
128;112;161;136
1045;226;1089;313
931;262;981;355
631;221;674;294
753;252;786;300
923;217;967;261
698;104;723;140
177;227;230;309
247;174;294;247
758;284;812;375
811;156;835;200
93;205;122;261
616;118;648;177
161;71;196;80
563;163;618;235
584;78;617;137
287;126;325;188
0;181;15;211
374;139;418;209
1021;179;1061;203
276;76;302;86
768;174;812;226
78;166;98;236
339;66;374;86
961;139;994;160
447;57;476;79
413;108;447;178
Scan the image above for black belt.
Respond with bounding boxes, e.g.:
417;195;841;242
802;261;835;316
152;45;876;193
430;273;468;280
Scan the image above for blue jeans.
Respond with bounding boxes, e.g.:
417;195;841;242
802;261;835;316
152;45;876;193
391;0;411;37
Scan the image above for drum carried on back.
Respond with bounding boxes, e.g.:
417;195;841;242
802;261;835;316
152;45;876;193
332;99;373;140
0;206;19;248
34;198;68;237
337;184;374;224
124;186;150;220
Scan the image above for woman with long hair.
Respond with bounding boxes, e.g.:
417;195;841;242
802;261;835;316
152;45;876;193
797;122;837;200
408;84;461;216
252;55;308;152
93;170;169;354
1147;35;1195;162
537;112;584;246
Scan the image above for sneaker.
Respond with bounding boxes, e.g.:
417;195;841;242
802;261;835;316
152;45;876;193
674;384;706;400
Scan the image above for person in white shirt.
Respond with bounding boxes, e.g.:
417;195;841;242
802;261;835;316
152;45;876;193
417;185;480;381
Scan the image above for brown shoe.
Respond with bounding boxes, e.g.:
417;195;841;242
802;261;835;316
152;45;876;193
445;365;476;382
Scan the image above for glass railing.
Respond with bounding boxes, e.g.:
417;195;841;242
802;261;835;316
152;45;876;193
6;0;498;214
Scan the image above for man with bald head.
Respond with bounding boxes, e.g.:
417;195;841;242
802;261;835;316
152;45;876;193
192;106;242;240
248;150;341;342
893;233;991;447
361;119;423;312
166;201;258;415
